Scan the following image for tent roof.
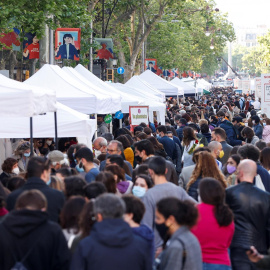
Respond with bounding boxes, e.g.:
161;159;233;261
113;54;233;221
0;102;96;138
0;74;56;117
75;64;143;113
62;67;121;113
125;76;165;102
139;70;182;96
112;83;165;125
171;77;197;95
25;64;110;114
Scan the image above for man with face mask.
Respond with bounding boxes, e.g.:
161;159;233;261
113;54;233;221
133;140;178;184
75;147;99;183
97;115;108;137
6;157;65;223
208;141;224;170
93;137;107;158
211;127;233;166
216;111;243;147
226;159;270;270
141;156;195;254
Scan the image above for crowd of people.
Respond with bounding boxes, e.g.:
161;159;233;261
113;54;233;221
0;87;270;270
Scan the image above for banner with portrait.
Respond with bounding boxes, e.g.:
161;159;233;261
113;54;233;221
145;59;157;73
55;28;81;60
95;38;114;60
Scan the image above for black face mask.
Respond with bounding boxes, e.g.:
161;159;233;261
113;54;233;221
134;155;143;164
155;222;169;241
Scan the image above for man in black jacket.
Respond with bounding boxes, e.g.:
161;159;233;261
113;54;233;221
226;159;270;270
6;156;65;222
0;190;70;270
70;193;152;270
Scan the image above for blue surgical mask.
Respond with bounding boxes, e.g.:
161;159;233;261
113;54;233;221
24;152;30;157
263;122;266;126
47;177;51;186
76;164;84;173
132;186;146;198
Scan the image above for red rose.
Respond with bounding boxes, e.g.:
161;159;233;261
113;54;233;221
195;140;199;144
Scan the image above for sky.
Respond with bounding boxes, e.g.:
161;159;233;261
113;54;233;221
214;0;270;28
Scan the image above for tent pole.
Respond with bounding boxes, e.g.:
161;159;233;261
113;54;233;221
54;111;58;150
30;117;34;156
177;95;179;105
110;119;113;134
95;113;98;138
119;119;122;128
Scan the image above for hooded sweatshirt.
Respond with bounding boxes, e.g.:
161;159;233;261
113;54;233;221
0;209;70;270
70;218;152;270
133;224;155;263
117;180;133;195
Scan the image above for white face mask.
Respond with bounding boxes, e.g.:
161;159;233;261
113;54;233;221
46;140;52;146
95;150;102;158
12;167;20;175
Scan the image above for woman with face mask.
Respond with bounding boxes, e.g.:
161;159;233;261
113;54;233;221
155;197;202;270
132;174;153;198
262;118;270;143
0;158;19;187
223;155;241;186
13;140;32;172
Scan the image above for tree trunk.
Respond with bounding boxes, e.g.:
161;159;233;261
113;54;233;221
39;25;49;68
9;51;18;79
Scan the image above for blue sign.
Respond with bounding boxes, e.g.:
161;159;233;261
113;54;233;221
115;111;123;120
117;67;125;74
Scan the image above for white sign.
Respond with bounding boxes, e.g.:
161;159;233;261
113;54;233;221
129;106;149;127
261;73;270;117
242;80;250;94
238;80;243;90
233;79;239;88
255;77;261;99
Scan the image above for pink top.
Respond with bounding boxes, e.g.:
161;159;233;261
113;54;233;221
191;203;235;266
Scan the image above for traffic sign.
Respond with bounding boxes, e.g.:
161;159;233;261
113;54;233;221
117;67;125;74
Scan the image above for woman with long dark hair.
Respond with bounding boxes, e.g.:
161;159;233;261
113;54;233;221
155;197;202;270
186;152;227;201
241;126;259;145
182;126;197;168
192;178;234;270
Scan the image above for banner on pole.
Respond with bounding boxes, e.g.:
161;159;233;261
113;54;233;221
255;77;261;99
261;74;270;117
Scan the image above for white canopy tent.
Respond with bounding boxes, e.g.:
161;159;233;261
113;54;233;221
62;67;121;113
112;83;166;125
75;64;143;113
171;77;197;95
25;64;113;114
125;76;165;102
0;102;96;143
139;70;183;96
0;74;56;117
196;79;211;91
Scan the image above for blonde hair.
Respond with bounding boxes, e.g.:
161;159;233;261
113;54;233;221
186;152;227;191
199;119;208;127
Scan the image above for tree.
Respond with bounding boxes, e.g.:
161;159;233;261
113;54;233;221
91;0;234;80
0;0;92;77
